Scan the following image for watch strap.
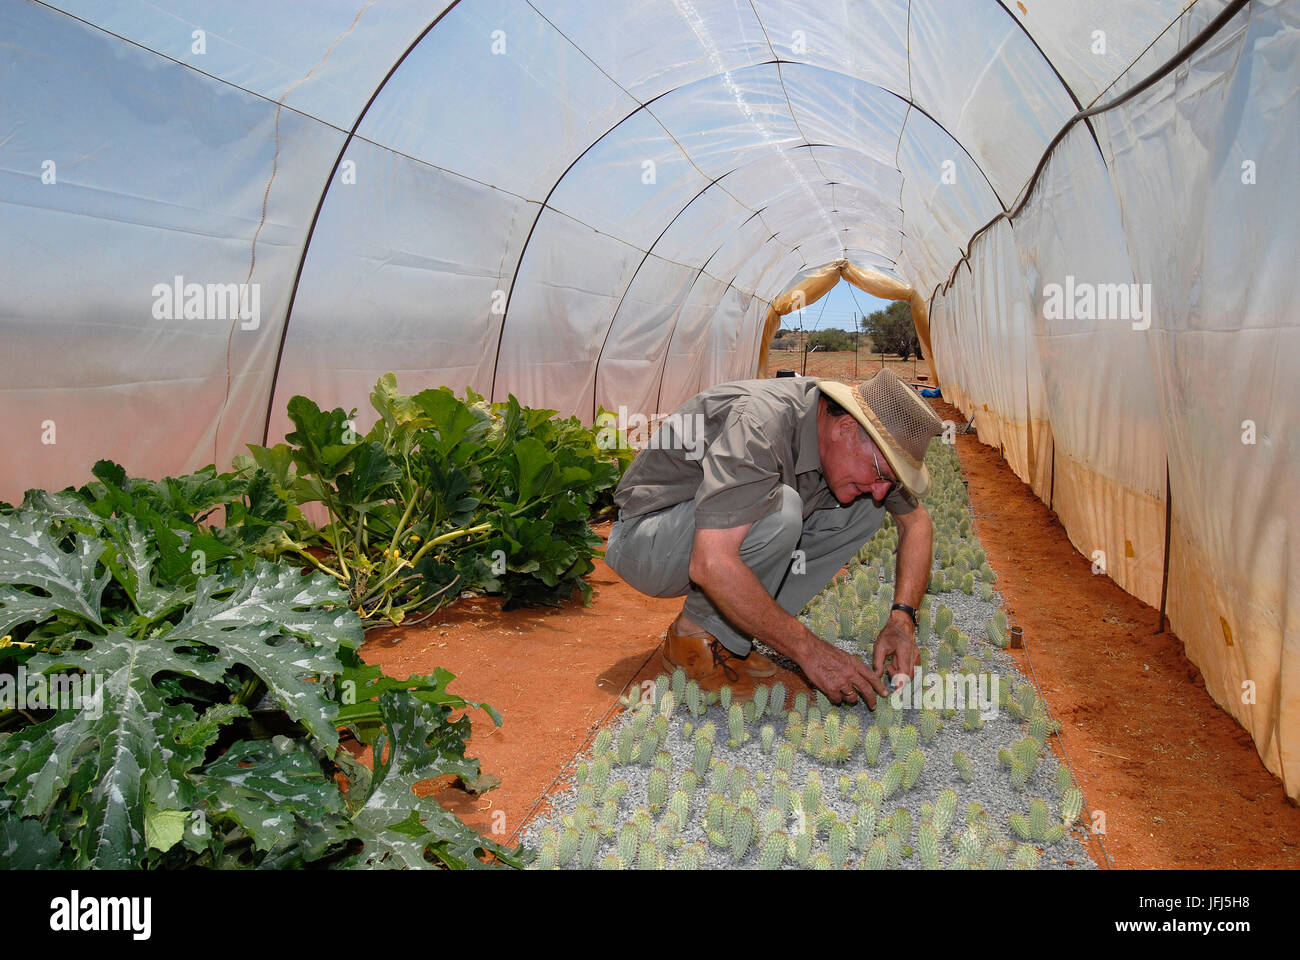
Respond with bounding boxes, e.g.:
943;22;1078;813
890;602;919;625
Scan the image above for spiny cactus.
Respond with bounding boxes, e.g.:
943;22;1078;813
727;703;748;747
536;843;558;870
658;690;676;719
677;843;706;870
881;761;904;800
588;755;612;793
737;786;758;814
864;838;889;870
957;827;982;863
854;801;878;850
891;724;919;757
759;724;776;754
647;768;669;813
903;749;925;790
792;828;813;867
635;730;660;763
806;706;823;727
602;779;629;803
801;721;824;758
863;726;883;765
822;822;849;868
775;742;796;774
616;725;636;764
885;831;903;869
1012;735;1042;772
1061;786;1083;827
802;772;823;814
918;822;941;869
892;807;913;842
1013;844;1039;870
768;681;787;718
637;838;660;870
935;607;954;635
936;644;954;671
731;807;757;862
708;759;730;794
593;728;613;756
1028;797;1049;839
680;769;699;796
617;823;639;863
952;751;973;784
761;807;785;836
1029;706;1057;746
599;799;619;835
837;774;853;801
773;781;792;815
578;828;600;869
704;792;727;832
574;803;596;833
919;709;941;744
685;680;704;718
668;789;691;826
759;830;787;869
962;704;984;732
670;667;686;702
692;737;713;778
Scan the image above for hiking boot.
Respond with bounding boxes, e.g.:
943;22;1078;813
661;625;760;698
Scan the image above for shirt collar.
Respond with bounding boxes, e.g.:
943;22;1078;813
794;382;822;474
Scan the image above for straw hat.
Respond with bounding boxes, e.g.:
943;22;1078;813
816;369;945;498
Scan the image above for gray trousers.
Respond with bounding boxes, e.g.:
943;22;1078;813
604;485;889;655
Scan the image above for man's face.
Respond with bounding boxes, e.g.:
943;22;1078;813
817;399;898;505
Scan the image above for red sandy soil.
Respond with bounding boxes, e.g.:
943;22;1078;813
932;397;1300;869
358;395;1300;869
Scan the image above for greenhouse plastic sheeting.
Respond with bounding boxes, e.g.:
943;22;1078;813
931;2;1298;799
1;0;1296;796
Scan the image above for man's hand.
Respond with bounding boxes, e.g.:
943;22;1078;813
874;611;920;686
800;641;889;708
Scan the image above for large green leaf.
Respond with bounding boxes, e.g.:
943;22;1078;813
166;564;362;749
343;692;525;869
3;635;208;867
193;738;346;853
0;511;110;634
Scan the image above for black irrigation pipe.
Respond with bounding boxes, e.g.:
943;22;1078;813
260;1;467;445
932;0;1252;302
1158;461;1173;633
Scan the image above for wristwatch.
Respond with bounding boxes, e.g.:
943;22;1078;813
890;602;919;626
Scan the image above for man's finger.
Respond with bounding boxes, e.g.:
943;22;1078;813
855;659;889;698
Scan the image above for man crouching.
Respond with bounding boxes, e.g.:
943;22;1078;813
604;368;945;706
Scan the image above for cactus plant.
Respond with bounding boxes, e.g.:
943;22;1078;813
728;703;748;747
919;709;941;744
863;726;883;765
793;691;809;717
854;801;878;850
647;768;668;813
578;828;600;869
692;737;713;778
864;838;889;870
617;823;639;863
759;830;787;869
1061;786;1083;827
768;681;787;718
952;751;973;784
685;680;704;718
934;789;958;836
881;761;904;800
918;822;941;869
617;725;636;764
903;749;925;790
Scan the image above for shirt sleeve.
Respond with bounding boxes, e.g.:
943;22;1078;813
884;485;919;516
693;409;786;529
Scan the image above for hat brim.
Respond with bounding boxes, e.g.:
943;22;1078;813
815;379;932;499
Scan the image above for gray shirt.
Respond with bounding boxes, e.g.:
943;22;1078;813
613;378;918;529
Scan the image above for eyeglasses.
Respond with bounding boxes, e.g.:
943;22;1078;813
871;448;898;498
